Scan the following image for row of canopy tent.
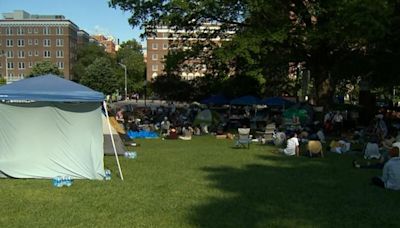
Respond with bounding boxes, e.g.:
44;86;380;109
0;75;124;180
200;95;295;107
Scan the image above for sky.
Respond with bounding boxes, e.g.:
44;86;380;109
0;0;144;45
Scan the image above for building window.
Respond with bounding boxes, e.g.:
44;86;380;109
5;27;13;35
18;50;25;58
56;50;64;58
56;39;64;46
0;40;1;46
34;39;39;45
28;51;32;56
43;39;51;47
16;28;24;35
34;28;38;34
6;39;13;47
0;62;2;68
43;27;51;35
7;62;14;69
57;62;64;69
163;43;168;49
28;62;33;68
17;39;25;47
56;27;64;35
28;28;32;34
28;39;32;45
152;64;158;71
34;50;39;56
152;43;158;50
151;54;158;60
6;51;14;58
18;62;25;69
44;50;51;58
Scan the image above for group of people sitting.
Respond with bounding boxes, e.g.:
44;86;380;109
275;120;400;190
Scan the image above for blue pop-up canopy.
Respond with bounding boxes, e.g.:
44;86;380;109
0;75;125;180
200;94;230;105
0;74;104;102
230;95;261;105
261;97;294;107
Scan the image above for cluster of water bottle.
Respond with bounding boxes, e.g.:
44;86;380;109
52;176;73;188
104;169;112;181
124;151;137;159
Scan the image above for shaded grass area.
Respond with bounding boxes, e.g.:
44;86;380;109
1;136;399;227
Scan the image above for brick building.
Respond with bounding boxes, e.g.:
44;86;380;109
146;24;234;81
0;10;88;82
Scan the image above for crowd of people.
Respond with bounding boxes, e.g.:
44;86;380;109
111;102;400;191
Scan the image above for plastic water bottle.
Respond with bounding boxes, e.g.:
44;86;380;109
104;169;111;181
129;152;137;159
52;176;63;188
124;151;130;158
63;176;73;187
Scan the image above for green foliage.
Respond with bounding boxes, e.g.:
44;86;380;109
110;0;400;104
28;61;62;77
1;137;400;227
72;43;111;82
151;74;192;101
0;77;6;85
80;57;117;94
116;39;146;92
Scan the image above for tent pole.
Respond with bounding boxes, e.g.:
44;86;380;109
103;101;124;181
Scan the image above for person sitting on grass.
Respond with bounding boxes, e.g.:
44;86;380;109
165;127;178;140
279;132;299;156
371;147;400;190
364;136;381;160
307;136;324;158
354;147;398;169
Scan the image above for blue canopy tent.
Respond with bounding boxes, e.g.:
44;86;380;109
261;97;295;108
0;75;123;180
230;95;261;105
200;94;230;105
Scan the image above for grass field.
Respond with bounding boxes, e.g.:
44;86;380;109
1;136;400;227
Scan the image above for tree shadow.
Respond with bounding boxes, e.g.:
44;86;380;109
188;154;399;227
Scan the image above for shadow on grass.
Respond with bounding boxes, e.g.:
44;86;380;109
189;154;398;227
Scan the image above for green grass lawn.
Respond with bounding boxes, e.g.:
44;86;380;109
1;136;400;227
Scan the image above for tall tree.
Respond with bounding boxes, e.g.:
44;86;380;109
29;61;62;77
80;57;118;95
116;40;146;93
110;0;400;105
72;43;112;82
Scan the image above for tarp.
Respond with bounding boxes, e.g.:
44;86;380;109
102;116;126;155
0;75;107;179
230;95;261;105
261;97;294;107
0;74;104;102
0;102;105;179
200;95;230;105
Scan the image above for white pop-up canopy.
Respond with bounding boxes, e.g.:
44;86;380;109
0;75;123;180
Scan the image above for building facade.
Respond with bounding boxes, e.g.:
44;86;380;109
0;10;87;82
91;35;116;55
146;25;234;81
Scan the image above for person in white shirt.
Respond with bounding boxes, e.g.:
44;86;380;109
280;132;299;156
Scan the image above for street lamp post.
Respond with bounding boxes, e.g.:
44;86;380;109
144;80;148;107
118;63;128;100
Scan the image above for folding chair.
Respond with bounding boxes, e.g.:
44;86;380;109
263;123;276;144
236;128;251;149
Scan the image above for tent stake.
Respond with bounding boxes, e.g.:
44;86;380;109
103;101;124;181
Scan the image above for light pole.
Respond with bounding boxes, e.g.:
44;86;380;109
118;63;128;100
144;80;148;107
0;50;8;82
